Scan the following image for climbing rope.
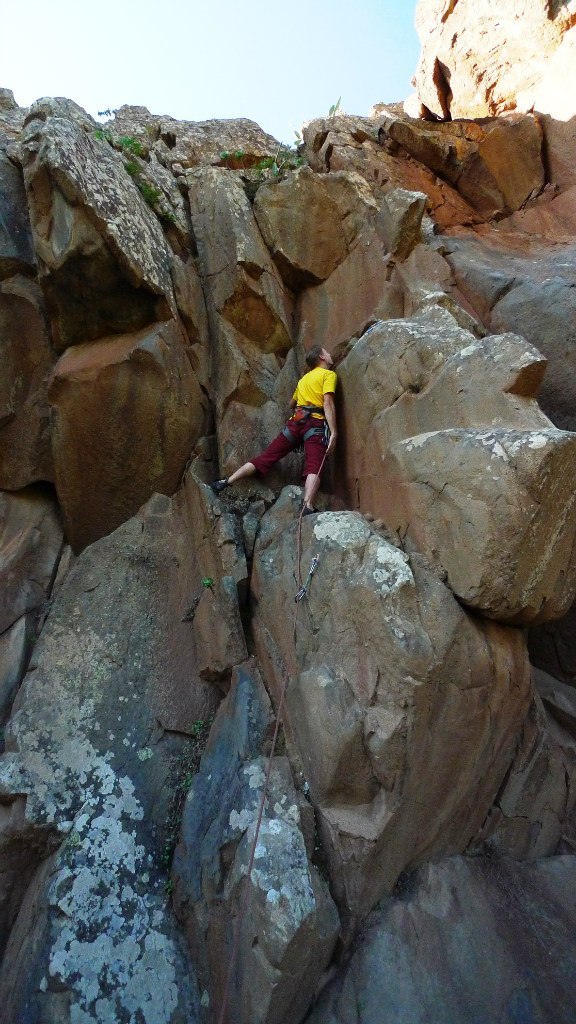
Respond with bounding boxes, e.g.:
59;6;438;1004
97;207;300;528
217;449;329;1024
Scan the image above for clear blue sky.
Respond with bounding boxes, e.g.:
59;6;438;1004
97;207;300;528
3;1;420;142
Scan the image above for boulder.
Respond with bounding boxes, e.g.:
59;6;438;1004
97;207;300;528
0;486;63;636
308;855;576;1024
0;275;54;488
412;0;576;121
376;187;426;261
301;114;482;230
0;490;221;1020
21;108;175;349
172;662;339;1024
252;491;531;931
0;147;35;279
48;319;206;551
337;310;576;623
181;461;249;685
188;167;293;355
442;234;576;430
382;113;545;218
253;167;378;291
296;231;403;358
109;105;281;172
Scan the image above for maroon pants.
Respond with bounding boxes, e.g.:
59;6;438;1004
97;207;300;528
251;419;326;477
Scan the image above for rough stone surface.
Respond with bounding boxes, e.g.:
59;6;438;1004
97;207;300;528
297;231;402;358
253;167;377;291
173;662;339;1024
412;0;576;122
0;491;221;1021
188;167;293;356
252;490;531;932
442;234;576;431
337;310;576;623
376;187;426;261
307;855;576;1024
48;319;206;551
0;275;54;488
0;147;35;279
301;114;483;231
0;486;63;636
21;109;175;349
108;105;281;172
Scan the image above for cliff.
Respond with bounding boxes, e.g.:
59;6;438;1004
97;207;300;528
1;6;576;1017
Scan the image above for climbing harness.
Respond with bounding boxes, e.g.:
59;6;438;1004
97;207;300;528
217;448;329;1024
295;553;320;602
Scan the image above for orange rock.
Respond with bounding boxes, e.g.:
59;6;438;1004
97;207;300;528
48;319;206;551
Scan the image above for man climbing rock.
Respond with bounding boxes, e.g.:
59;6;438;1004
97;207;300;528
211;345;337;515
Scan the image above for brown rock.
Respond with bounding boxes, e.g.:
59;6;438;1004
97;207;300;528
21;110;175;349
0;148;35;280
0;486;63;635
0;490;220;1017
252;491;531;930
337;309;576;624
297;231;403;357
412;0;575;121
384;114;545;218
301;114;482;230
172;662;338;1024
0;276;54;488
376;187;427;260
188;167;293;355
473;688;575;858
308;855;576;1024
253;166;378;290
48;319;206;551
181;460;248;684
170;254;210;388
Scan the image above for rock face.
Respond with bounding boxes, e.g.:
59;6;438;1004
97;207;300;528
252;490;532;931
21;101;175;350
1;75;576;1024
308;855;576;1024
337;309;576;623
48;319;206;551
0;491;220;1021
412;0;576;122
173;662;339;1024
0;487;63;730
0;276;54;488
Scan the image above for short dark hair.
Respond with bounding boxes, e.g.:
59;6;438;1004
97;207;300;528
305;345;323;369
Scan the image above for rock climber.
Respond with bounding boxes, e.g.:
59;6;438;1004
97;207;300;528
211;345;337;515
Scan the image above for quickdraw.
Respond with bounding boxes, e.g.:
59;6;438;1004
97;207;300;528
295;553;320;602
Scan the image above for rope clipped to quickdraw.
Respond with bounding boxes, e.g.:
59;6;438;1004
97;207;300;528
295;553;320;602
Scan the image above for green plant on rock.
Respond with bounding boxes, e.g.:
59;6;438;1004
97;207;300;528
159;718;214;884
328;96;342;118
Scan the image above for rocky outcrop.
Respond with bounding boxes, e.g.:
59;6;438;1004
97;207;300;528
0;487;63;731
173;662;338;1024
1;76;576;1024
0;276;54;488
252;490;532;931
308;855;576;1024
0;491;220;1021
48;319;206;551
412;0;576;122
337;309;576;624
21;100;175;349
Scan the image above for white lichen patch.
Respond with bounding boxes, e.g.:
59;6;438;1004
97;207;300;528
313;512;371;548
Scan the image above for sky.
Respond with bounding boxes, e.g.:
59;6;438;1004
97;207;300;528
2;1;420;143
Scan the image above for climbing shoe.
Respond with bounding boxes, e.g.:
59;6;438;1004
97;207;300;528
211;478;229;495
301;504;316;517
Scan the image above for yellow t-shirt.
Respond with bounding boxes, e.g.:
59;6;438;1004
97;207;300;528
293;367;337;418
